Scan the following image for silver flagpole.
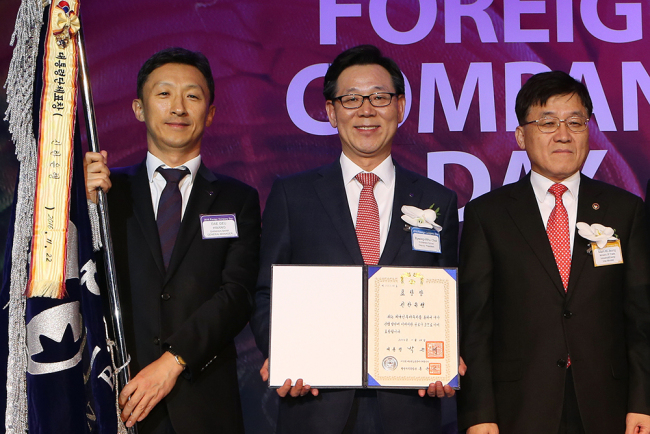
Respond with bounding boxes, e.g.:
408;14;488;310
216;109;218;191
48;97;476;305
75;22;138;434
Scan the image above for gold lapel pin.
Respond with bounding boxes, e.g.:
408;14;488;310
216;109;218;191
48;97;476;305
592;203;600;210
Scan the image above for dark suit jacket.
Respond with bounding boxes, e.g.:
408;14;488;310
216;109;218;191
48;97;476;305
250;159;458;434
458;173;650;434
107;161;260;433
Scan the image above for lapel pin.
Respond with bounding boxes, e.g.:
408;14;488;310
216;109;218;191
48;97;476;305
207;190;214;196
592;203;599;210
409;192;414;197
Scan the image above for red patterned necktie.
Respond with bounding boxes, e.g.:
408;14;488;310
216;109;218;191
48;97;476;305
355;173;380;265
547;183;571;292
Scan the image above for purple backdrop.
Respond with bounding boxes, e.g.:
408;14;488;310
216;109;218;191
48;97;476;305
2;0;650;432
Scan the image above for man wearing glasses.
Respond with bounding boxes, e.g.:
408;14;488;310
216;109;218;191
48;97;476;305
251;45;460;433
458;71;650;434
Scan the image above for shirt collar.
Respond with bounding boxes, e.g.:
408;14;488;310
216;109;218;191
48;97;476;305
530;170;581;203
146;152;201;184
339;153;395;186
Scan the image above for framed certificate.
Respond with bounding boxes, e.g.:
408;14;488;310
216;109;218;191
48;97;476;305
268;265;459;389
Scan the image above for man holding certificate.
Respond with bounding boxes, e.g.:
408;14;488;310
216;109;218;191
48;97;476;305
251;45;460;434
458;71;650;434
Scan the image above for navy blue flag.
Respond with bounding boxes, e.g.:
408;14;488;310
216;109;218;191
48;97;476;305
1;2;118;432
31;131;118;434
1;114;119;434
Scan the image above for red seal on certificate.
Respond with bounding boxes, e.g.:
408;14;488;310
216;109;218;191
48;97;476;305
426;341;444;359
429;363;442;375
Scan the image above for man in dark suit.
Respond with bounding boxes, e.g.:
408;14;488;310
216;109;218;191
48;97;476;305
458;71;650;434
250;45;460;434
84;48;260;433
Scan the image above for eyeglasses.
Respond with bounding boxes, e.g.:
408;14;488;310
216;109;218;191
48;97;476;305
333;92;396;109
522;116;589;133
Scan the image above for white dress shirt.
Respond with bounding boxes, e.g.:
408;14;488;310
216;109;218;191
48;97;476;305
530;170;581;255
146;152;201;220
340;153;395;255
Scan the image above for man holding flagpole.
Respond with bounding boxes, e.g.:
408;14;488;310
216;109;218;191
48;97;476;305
85;47;260;433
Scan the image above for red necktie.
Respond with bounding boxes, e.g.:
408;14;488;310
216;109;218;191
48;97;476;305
355;173;380;265
547;183;571;292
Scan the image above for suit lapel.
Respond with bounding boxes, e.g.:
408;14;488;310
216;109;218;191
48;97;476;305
165;164;220;283
566;175;605;302
313;162;364;265
380;164;421;265
130;162;166;275
506;174;566;296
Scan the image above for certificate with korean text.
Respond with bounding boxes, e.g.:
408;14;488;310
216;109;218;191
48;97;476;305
366;266;459;388
268;265;459;389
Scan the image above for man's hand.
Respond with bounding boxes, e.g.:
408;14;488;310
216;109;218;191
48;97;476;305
259;358;319;398
418;381;456;398
84;151;111;203
277;378;319;398
459;356;467;376
467;423;499;434
259;358;270;381
418;356;467;398
626;413;650;434
118;351;184;428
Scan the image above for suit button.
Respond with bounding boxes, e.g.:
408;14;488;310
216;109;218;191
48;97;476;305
153;337;160;345
563;310;573;319
161;293;171;301
557;359;567;368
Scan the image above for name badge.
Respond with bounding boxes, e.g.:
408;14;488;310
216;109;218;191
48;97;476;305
592;239;623;267
200;214;239;239
411;227;441;253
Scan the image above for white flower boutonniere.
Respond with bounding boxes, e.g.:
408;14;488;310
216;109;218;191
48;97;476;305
401;205;442;232
576;222;617;249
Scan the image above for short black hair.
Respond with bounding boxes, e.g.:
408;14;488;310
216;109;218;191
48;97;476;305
515;71;593;125
323;45;404;101
136;47;215;104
